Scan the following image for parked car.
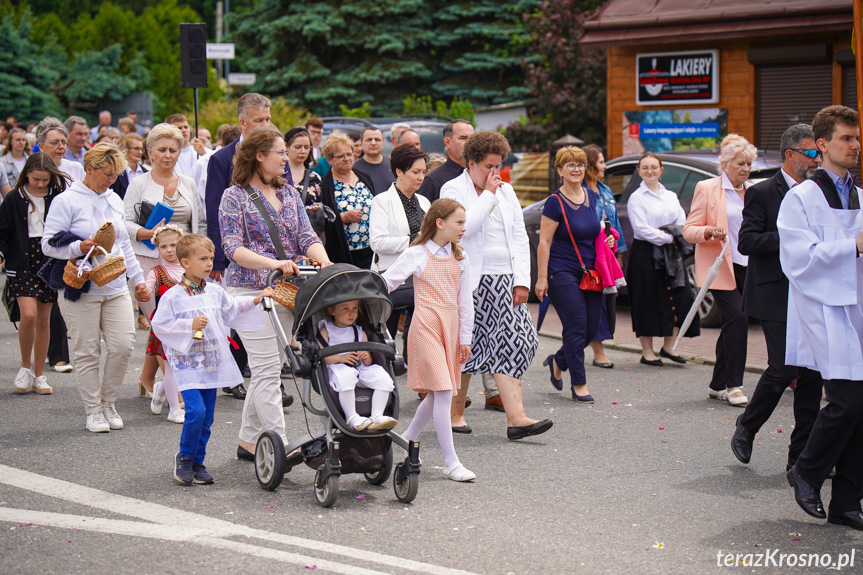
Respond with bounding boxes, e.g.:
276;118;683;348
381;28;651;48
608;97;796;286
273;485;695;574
521;150;782;326
318;115;451;156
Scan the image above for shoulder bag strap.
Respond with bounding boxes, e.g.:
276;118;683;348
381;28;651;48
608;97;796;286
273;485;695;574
300;169;312;205
553;193;588;274
244;185;288;262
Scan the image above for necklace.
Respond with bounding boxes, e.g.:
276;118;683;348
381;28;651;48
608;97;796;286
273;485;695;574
561;185;586;205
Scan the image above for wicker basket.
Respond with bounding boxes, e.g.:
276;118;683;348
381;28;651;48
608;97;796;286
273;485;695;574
92;222;115;253
89;246;127;287
272;279;300;311
63;259;89;289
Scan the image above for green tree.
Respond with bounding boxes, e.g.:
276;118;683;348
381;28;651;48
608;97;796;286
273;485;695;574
0;3;63;122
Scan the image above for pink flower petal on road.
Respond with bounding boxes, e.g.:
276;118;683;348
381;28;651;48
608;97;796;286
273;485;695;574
356;494;367;499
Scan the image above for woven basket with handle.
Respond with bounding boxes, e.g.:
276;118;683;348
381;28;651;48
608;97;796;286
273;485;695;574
92;222;115;253
272;280;300;311
89;246;127;287
63;259;89;289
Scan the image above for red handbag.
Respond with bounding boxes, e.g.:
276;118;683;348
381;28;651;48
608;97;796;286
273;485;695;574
554;193;603;292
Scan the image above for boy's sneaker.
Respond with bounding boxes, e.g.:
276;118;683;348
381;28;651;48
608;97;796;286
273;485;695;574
31;375;53;395
166;409;185;424
367;415;398;430
174;452;194;485
13;367;34;394
192;464;214;485
86;412;110;433
101;402;123;430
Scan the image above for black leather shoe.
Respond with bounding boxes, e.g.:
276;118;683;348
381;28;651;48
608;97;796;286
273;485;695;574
827;510;863;531
787;465;826;518
465;396;472;408
452;425;472;434
228;383;246;400
280;385;294;407
731;414;754;464
507;419;553;441
237;445;254;461
659;348;687;364
640;356;663;366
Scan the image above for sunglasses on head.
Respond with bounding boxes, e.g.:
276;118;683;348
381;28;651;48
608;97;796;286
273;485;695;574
790;148;821;159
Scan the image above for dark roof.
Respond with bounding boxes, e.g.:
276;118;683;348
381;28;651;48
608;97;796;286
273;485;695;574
581;0;852;47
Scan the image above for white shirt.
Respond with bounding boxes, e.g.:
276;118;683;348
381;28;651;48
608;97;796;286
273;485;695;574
26;194;45;238
381;239;474;345
193;151;215;217
59;159;86;182
175;145;197;177
721;172;748;266
778;178;863;380
780;167;799;191
481;205;514;274
126;163;146;182
12;157;25;175
626;181;686;246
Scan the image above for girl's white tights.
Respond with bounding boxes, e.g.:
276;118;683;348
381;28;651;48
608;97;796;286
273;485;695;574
339;388;391;420
153;365;181;413
402;389;459;469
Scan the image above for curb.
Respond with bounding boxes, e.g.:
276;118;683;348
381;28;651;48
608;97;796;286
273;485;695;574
538;330;767;375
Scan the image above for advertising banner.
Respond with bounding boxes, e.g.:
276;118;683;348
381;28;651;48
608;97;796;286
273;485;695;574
637;50;719;105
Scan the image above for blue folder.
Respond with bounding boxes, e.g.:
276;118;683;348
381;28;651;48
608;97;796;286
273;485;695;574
142;202;175;250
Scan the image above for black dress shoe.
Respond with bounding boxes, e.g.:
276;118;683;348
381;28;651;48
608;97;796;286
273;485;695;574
465;396;472;408
640;356;663;366
237;445;254;461
452;425;472;434
507;419;553;441
731;414;754;464
787;465;826;519
280;384;294;407
659;348;687;364
228;383;246;400
828;510;863;531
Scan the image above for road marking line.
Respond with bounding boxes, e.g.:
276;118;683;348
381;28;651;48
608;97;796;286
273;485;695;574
0;508;391;575
0;464;480;575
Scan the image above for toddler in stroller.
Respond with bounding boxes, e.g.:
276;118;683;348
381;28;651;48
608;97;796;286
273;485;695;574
318;299;398;432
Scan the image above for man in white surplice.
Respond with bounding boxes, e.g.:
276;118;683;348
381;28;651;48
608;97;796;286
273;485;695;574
778;105;863;531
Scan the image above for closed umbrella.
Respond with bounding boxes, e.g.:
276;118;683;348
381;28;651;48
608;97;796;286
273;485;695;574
673;241;729;351
536;295;551;331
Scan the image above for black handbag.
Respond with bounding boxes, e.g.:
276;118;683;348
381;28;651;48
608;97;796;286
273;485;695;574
135;200;155;227
387;276;414;310
2;280;20;324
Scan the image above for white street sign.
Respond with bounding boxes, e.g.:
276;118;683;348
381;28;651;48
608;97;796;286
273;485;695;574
206;43;235;60
228;73;256;85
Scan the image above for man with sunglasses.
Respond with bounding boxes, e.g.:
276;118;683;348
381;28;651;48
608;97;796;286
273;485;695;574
779;106;863;531
733;124;823;473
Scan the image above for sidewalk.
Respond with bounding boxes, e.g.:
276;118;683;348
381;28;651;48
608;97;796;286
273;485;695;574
528;301;768;373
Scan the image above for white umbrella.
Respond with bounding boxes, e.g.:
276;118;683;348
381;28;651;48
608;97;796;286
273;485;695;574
673;241;729;351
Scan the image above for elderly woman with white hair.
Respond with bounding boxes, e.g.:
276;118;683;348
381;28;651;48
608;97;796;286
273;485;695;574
124;123;206;395
34;117;86;182
683;134;758;407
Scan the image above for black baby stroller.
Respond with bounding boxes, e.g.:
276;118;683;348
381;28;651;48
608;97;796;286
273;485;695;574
257;263;421;507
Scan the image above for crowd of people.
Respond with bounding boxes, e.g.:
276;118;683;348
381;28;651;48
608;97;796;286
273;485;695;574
1;97;862;531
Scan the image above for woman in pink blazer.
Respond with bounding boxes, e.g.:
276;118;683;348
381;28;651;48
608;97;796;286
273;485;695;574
683;134;757;407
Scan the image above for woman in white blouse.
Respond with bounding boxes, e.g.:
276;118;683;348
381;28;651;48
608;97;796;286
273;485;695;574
123;123;206;395
369;145;431;345
682;135;756;406
626;152;699;366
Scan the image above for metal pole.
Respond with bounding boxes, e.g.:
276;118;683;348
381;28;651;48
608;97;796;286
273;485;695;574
216;2;223;83
855;0;863;174
225;0;230;104
194;87;200;157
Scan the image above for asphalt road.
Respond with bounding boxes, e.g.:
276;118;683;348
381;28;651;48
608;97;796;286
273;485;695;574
1;313;860;574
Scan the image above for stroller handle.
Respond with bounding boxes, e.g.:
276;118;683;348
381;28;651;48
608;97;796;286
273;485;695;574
266;265;319;288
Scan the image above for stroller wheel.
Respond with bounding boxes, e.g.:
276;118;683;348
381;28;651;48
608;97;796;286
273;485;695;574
393;463;419;503
364;446;393;486
314;465;340;507
255;431;286;491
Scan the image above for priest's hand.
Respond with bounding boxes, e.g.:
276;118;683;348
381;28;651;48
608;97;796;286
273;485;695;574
856;231;863;256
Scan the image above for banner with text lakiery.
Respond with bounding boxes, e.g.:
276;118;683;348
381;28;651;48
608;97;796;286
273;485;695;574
636;50;719;105
621;109;728;156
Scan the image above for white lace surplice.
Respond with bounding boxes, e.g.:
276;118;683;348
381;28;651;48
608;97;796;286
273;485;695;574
151;283;264;391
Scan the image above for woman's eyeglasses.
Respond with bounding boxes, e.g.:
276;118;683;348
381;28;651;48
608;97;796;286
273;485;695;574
264;150;289;158
564;163;586;171
790;148;821;159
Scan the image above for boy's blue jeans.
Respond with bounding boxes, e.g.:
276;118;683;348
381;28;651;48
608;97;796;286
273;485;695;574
179;388;217;464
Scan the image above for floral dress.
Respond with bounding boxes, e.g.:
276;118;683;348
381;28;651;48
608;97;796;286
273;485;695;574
333;179;373;251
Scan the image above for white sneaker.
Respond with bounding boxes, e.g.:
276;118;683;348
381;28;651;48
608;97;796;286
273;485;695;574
53;362;73;373
166;409;185;424
150;395;165;415
86;412;110;433
31;375;53;395
13;367;34;394
367;415;398;430
101;402;123;430
442;464;476;482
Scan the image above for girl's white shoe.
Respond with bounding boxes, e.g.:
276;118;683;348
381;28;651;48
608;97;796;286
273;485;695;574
367;415;398;430
443;464;476;482
166;409;185;424
346;413;373;431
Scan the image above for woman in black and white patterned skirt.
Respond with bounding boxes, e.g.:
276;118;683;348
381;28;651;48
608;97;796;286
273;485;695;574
0;153;71;395
440;131;553;441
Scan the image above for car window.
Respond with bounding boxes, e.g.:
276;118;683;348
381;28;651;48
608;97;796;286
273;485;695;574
658;165;689;198
679;171;711;200
604;163;636;199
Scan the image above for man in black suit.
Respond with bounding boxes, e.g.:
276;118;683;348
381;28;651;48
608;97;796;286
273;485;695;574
733;124;824;469
418;119;473;202
205;93;273;400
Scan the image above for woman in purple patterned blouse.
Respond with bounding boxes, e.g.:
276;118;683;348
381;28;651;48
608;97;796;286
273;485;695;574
218;126;331;460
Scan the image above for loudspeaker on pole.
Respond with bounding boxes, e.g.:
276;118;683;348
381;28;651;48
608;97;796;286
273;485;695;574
180;23;208;89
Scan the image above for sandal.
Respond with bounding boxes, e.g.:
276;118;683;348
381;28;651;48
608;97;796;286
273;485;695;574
726;388;749;407
346;413;373;431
